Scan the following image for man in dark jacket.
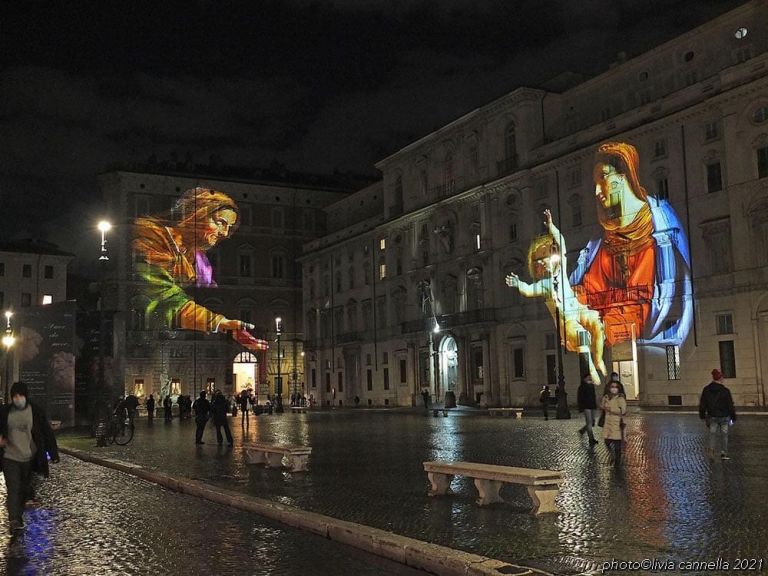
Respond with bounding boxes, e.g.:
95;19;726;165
124;393;139;427
539;385;551;420
146;394;155;422
577;374;600;445
699;368;737;461
211;391;233;446
192;391;211;445
0;381;60;534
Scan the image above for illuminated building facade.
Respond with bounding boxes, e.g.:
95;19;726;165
301;0;768;408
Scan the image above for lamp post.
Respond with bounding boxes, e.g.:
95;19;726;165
3;311;16;403
432;317;441;406
96;220;112;443
275;316;284;413
549;250;571;420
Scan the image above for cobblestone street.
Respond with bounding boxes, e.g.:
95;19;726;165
0;455;428;576
58;409;768;575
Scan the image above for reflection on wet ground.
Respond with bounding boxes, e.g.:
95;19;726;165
60;410;768;575
0;456;427;575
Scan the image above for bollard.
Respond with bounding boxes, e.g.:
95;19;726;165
95;418;108;447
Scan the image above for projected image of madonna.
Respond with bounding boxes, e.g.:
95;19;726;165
132;186;267;351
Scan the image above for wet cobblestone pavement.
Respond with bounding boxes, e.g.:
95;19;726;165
0;455;428;575
59;410;768;575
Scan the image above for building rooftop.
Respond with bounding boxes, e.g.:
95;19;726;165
0;238;75;258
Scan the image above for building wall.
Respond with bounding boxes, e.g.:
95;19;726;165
0;248;71;310
99;170;349;400
302;0;768;408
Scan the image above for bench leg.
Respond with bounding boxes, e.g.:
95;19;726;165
442;410;448;417
427;472;453;496
246;450;266;465
474;479;504;506
514;412;522;419
286;454;309;472
265;452;284;468
527;485;560;515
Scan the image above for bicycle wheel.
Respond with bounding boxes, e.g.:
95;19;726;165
113;420;134;445
107;421;118;445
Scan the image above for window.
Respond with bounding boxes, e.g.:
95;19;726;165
753;106;768;124
272;255;285;279
706;162;723;193
399;359;407;383
22;264;32;278
0;262;4;276
311;368;317;388
716;313;734;335
42;294;53;305
567;168;581;188
44;265;54;279
704;121;719;141
335;271;342;292
569;195;582;227
239;205;252;227
504;122;516;161
348;268;355;290
239;309;252;324
337;372;343;393
656;178;669;201
21;293;31;307
718;340;736;378
396;256;402;276
379;238;386;251
364;263;371;286
366;353;372;366
379;263;387;280
544;333;556;350
654;139;667;158
666;345;681;380
475;234;481;251
383;368;390;390
512;347;525;379
757;146;768;179
0;292;4;308
325;371;331;392
134;195;151;217
366;369;373;391
382;352;388;365
509;223;518;242
239;254;252;277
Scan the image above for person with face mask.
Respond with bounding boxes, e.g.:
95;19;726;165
601;380;627;466
0;381;60;535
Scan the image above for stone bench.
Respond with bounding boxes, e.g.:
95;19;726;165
290;406;308;413
244;442;312;472
488;407;524;419
432;408;449;417
423;461;564;515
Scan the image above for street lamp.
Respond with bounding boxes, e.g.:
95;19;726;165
275;316;284;413
96;219;112;443
3;311;16;403
548;250;571;420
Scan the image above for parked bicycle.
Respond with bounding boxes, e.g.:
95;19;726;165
107;409;134;445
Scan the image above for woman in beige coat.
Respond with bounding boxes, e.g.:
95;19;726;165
601;382;627;465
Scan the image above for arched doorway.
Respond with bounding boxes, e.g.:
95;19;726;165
438;336;459;399
232;351;258;396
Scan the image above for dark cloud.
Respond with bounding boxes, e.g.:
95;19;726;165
0;0;747;250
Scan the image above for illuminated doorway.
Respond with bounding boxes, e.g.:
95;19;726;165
438;336;459;397
232;351;258;395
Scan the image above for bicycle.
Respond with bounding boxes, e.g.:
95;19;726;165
107;410;135;445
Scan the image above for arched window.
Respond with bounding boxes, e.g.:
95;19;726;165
271;253;286;279
443;151;454;193
504;122;517;161
394;175;404;206
569;194;582;227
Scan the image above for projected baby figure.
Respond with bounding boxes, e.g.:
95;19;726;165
506;210;607;384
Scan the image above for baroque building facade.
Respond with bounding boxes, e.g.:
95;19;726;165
301;0;768;408
100;168;351;401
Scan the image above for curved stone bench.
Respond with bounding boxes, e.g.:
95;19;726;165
488;407;524;419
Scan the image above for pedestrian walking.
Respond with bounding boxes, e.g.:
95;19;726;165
146;394;155;422
211;391;233;446
577;374;600;445
192;391;211;445
163;395;173;422
539;385;551;420
239;389;250;426
421;389;430;410
0;382;60;535
600;381;627;466
699;368;737;461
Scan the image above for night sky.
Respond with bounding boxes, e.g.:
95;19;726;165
0;0;747;260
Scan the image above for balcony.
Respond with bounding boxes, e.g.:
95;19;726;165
429;180;455;199
496;156;518;177
400;309;497;334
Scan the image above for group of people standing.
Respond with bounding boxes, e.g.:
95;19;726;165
191;390;233;446
567;367;737;466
